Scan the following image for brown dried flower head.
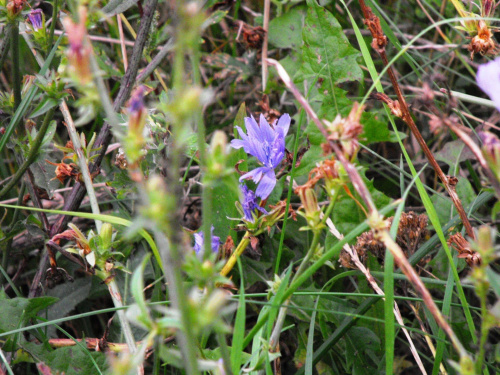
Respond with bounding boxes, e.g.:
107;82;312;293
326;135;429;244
448;232;481;267
372;93;402;118
323;103;365;159
6;0;26;17
340;212;429;269
47;160;79;184
469;20;497;59
241;24;266;50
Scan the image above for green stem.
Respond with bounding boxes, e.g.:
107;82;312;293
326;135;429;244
0;107;56;199
0;182;25;287
269;194;338;350
0;23;12;73
475;285;489;373
11;21;21;111
190;48;211;260
106;277;138;354
220;233;250;276
274;109;305;274
47;0;59;56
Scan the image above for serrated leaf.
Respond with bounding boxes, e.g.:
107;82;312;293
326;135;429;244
299;0;362;84
102;0;138;17
0;292;58;335
20;340;107;375
268;6;307;49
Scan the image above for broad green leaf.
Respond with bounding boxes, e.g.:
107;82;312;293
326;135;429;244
435;140;475;167
431;177;476;226
268;6;307;49
208;173;240;242
20;340;107;375
299;0;362;84
0;292;58;335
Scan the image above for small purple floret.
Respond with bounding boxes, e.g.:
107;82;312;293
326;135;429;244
477;57;500;112
129;86;146;114
28;9;43;31
241;184;267;222
230;114;290;199
193;225;220;257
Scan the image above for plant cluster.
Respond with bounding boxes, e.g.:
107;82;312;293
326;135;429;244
0;0;500;374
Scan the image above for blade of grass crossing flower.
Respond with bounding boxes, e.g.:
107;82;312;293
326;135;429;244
432;254;458;375
305;297;319;375
0;203;162;273
0;33;64;155
231;259;246;375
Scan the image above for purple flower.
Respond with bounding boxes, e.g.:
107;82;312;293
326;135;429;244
230;114;290;199
479;131;500;162
193;226;220;257
28;9;43;31
477;57;500;112
241;184;267;222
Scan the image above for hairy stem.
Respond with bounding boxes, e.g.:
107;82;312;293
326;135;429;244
0;107;56;199
11;21;21;110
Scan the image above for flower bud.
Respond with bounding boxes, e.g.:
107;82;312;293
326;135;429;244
100;223;113;251
62;7;92;84
296;187;321;231
28;9;43;31
208;130;227;177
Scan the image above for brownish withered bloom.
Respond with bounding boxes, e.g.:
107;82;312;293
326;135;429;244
62;7;92;84
469;20;497;59
322;103;364;160
46;160;79;184
340;212;428;269
239;22;266;50
372;93;402;118
448;233;481;267
6;0;26;18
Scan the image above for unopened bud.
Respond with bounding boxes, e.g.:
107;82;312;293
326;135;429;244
100;223;113;251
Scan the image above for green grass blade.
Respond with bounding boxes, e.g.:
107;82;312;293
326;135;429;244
0;203;162;272
231;259;246;375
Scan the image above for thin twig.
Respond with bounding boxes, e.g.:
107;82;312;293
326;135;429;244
136;39;174;83
0;107;57;199
117;14;128;71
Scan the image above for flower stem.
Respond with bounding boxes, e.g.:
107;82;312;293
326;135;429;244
47;0;59;56
106;277;138;354
0;107;56;199
269;196;338;351
0;23;12;73
11;21;21;111
220;232;251;276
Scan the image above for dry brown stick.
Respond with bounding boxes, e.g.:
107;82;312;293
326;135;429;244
267;57;469;359
358;1;475;239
